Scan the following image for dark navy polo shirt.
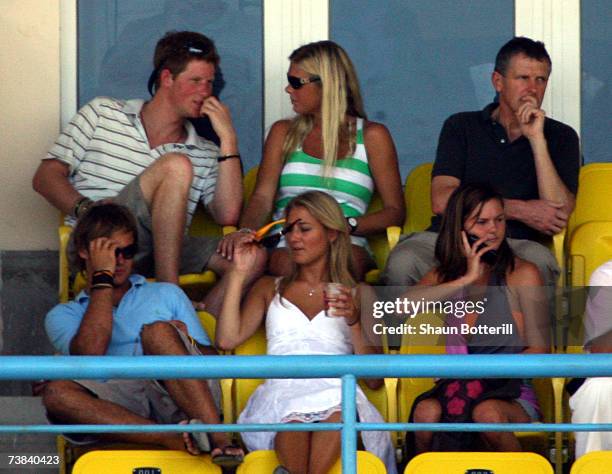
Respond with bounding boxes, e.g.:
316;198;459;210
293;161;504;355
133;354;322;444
429;103;580;241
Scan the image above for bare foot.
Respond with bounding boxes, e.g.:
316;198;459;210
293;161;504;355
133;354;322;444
180;419;210;455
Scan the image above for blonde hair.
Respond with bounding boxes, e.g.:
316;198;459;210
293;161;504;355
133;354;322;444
280;191;356;296
282;41;366;176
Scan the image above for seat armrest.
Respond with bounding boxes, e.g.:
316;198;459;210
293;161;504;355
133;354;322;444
387;226;401;251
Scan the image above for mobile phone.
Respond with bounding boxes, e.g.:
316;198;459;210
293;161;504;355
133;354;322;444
467;234;498;265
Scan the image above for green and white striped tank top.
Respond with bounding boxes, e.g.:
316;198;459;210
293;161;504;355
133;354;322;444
273;118;373;247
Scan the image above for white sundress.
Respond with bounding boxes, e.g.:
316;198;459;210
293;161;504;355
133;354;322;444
237;291;397;474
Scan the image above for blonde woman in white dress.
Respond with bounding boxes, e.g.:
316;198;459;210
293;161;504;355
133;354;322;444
216;190;396;474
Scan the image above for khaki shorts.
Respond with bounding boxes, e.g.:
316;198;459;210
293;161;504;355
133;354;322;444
54;325;221;444
69;175;220;277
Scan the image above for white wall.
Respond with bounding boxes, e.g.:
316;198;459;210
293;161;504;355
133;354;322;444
0;0;61;250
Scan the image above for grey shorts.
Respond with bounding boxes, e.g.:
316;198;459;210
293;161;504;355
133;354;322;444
69;176;220;276
54;325;221;444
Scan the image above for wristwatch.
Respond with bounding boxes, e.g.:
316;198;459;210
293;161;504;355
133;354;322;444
346;217;358;234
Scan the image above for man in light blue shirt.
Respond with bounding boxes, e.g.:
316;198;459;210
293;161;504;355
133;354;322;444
42;203;243;467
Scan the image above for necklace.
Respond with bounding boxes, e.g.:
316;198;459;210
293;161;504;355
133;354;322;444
308;287;318;297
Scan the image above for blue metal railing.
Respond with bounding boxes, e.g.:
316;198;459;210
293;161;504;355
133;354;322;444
1;354;611;473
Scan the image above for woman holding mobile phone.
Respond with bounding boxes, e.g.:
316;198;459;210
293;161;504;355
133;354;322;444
402;184;550;457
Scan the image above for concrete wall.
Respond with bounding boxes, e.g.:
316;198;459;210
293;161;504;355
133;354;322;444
0;2;61;395
0;0;61;251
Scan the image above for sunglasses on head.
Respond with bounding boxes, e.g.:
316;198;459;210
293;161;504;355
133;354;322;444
287;74;321;90
253;219;285;249
114;243;138;260
255;219;302;249
147;42;213;95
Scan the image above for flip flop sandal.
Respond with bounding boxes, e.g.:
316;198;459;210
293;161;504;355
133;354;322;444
187;419;211;453
211;444;244;468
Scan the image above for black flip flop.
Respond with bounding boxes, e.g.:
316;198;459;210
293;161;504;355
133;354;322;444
211;444;244;468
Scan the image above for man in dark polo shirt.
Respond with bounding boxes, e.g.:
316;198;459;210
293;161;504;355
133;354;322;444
383;37;580;288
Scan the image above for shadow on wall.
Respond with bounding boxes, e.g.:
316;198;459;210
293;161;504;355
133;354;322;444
0;250;57;395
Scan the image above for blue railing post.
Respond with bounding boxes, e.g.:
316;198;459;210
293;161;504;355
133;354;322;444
341;374;358;473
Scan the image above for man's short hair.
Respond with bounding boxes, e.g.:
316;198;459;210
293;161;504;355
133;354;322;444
71;203;138;272
149;30;220;94
494;36;551;75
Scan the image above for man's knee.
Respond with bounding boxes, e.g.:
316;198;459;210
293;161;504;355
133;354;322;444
42;380;84;411
383;236;435;286
160;152;193;175
140;321;180;353
148;153;194;187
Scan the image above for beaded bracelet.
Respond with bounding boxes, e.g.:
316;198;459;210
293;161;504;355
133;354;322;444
91;270;114;290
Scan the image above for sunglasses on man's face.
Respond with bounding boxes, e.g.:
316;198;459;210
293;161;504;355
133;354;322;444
287;74;321;90
114;243;138;260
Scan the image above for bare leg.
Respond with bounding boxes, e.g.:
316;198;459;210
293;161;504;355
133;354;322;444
140;321;234;451
42;380;184;450
472;399;530;451
268;246;375;281
308;411;342;474
139;153;193;284
413;398;442;454
202;248;267;317
275;422;310;474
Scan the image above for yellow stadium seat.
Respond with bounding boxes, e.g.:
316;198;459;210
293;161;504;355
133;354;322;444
568;221;612;287
72;450;221;473
231;326;268;423
397;313;446;435
404;451;553;474
570;451;612;474
562;162;612;286
566;221;612;350
566;163;612;240
197;311;217;342
365;191;397;283
384;162;434;256
403;162;434;235
243;165;260;206
236;449;387;473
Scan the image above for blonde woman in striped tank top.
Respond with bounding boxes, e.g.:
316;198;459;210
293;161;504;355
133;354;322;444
217;41;405;280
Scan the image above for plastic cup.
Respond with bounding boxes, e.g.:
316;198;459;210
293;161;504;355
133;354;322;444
324;283;344;317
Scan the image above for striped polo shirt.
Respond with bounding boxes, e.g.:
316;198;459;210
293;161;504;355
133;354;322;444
273;118;373;247
45;97;219;227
